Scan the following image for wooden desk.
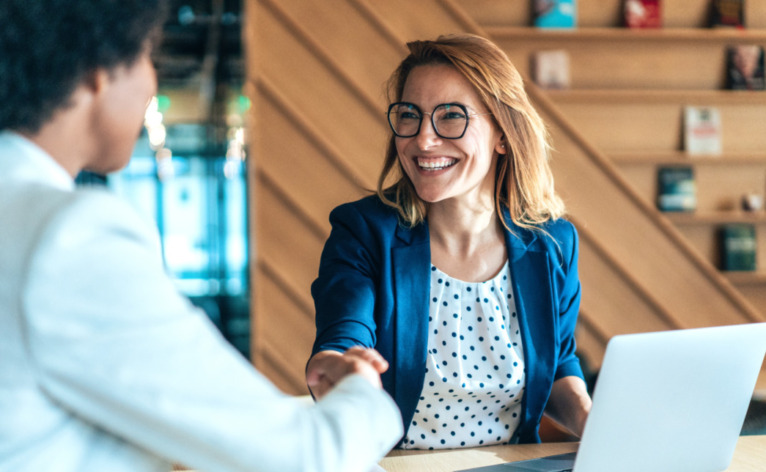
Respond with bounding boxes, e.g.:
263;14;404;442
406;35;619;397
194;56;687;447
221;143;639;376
380;435;766;472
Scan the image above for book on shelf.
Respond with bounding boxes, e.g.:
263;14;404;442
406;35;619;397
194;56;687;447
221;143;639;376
533;0;576;29
710;0;745;28
531;50;571;89
624;0;662;28
720;224;757;271
725;45;765;91
684;106;722;155
657;166;696;212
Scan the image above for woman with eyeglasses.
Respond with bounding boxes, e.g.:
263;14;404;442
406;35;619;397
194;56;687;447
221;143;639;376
306;34;592;448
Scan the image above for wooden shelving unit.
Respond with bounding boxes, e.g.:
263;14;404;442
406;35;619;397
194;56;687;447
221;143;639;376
485;21;766;310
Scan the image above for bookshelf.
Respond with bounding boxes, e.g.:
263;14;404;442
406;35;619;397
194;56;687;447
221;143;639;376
461;2;766;314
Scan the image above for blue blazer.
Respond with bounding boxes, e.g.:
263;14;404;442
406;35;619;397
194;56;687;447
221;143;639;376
311;195;584;444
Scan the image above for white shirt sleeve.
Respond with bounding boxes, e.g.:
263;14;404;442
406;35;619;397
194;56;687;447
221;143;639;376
21;190;402;472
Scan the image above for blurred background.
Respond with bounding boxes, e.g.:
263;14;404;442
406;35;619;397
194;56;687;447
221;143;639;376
77;0;250;358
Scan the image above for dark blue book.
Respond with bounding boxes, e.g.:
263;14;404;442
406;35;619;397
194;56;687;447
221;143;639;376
657;166;696;212
720;224;757;271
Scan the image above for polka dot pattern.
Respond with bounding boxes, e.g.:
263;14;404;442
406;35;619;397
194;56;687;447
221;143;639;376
401;261;525;449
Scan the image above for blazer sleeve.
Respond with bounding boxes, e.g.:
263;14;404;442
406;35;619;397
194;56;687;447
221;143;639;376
311;202;382;355
22;191;402;472
553;221;585;382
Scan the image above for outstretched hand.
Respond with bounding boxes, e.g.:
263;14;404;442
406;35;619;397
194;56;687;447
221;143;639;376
306;347;389;399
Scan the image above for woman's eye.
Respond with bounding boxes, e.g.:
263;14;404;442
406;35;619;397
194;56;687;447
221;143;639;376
442;111;466;120
400;111;420;120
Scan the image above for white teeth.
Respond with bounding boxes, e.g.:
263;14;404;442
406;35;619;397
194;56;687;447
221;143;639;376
417;158;457;171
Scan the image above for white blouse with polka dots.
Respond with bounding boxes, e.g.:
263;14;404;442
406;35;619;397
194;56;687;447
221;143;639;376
401;261;526;449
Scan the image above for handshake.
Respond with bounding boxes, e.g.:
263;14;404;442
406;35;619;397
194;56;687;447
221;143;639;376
306;347;389;399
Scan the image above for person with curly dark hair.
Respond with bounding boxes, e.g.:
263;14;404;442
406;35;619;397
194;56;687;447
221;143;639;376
0;1;401;471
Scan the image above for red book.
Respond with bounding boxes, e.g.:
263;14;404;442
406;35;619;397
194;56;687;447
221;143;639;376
624;0;661;28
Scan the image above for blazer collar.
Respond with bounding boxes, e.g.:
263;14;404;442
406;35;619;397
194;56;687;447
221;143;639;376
393;206;539;256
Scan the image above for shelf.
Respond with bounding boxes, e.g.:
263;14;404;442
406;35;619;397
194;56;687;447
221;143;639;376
725;271;766;286
663;210;766;225
486;26;766;42
546;89;766;104
611;151;766;165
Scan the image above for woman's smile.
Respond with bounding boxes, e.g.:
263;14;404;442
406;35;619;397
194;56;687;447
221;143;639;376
415;156;459;172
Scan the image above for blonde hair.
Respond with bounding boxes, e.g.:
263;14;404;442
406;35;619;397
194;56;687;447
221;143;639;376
376;34;565;231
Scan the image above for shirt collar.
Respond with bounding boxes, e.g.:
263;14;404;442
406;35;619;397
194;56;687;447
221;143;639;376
0;130;75;191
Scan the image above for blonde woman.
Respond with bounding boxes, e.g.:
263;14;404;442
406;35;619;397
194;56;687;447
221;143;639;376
306;34;592;449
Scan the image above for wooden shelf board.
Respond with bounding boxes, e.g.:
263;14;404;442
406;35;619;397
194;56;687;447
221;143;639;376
611;152;766;165
546;89;766;104
486;26;766;42
725;271;766;286
664;211;766;225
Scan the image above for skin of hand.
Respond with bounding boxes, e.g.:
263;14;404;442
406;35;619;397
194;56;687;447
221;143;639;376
543;375;593;438
306;347;389;399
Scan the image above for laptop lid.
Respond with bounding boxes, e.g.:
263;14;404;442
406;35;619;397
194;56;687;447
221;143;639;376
573;323;766;472
457;323;766;472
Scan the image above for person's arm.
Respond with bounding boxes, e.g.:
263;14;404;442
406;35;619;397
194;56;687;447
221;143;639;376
23;192;402;472
310;202;384;369
544;221;591;437
544;375;592;437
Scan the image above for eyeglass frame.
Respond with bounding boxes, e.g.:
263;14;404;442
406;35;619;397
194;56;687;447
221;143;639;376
386;101;493;140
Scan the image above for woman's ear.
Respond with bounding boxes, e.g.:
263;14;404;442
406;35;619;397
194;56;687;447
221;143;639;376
495;138;507;155
81;68;111;97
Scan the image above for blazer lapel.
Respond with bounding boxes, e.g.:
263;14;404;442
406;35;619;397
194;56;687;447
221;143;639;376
504;224;557;440
392;222;431;427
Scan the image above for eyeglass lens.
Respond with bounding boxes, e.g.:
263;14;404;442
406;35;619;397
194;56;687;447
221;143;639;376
388;103;469;139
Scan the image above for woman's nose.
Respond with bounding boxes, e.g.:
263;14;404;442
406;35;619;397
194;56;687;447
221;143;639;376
415;114;442;149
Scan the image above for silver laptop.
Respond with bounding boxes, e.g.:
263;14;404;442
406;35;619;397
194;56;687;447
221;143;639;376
459;323;766;472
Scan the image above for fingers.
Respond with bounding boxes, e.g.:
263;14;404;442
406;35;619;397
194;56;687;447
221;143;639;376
306;351;343;399
306;348;389;399
344;346;389;374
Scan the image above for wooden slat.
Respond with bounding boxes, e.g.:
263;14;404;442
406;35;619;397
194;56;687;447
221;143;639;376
254;0;389;181
253;266;315;395
363;0;473;42
254;183;326;308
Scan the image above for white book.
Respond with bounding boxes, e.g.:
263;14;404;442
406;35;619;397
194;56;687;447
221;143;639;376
684;106;722;155
531;49;570;89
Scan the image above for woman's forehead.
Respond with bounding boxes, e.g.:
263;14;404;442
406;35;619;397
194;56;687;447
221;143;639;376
401;64;484;109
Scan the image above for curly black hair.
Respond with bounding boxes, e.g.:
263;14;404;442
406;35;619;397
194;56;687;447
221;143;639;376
0;0;166;133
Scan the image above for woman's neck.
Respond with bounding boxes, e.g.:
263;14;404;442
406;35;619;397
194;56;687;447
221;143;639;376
427;198;507;282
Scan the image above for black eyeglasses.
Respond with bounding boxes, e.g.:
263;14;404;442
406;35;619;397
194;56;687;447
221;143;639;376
387;102;492;140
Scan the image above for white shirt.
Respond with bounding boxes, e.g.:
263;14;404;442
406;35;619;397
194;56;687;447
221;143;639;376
401;262;525;449
0;131;402;472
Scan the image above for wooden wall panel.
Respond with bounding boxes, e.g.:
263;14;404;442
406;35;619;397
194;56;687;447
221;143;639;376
254;267;315;394
256;89;365;228
578;237;677;334
266;0;406;97
255;3;387;185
